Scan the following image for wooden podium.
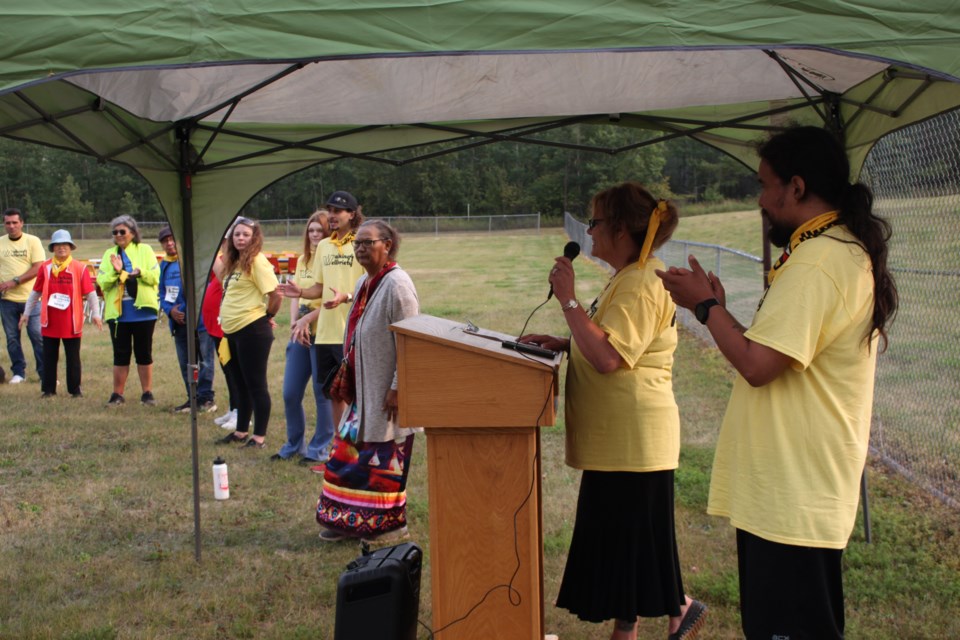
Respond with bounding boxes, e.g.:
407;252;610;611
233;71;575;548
391;315;562;640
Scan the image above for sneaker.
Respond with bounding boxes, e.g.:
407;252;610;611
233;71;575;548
70;391;83;398
214;409;235;425
106;393;125;406
310;464;326;475
141;391;156;406
298;457;321;467
9;375;25;384
318;528;348;542
221;417;238;430
41;392;56;398
198;400;217;413
269;453;290;461
172;401;192;414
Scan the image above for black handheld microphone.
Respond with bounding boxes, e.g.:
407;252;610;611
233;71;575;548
547;241;581;300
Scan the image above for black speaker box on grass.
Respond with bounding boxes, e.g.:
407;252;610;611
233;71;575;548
334;542;422;640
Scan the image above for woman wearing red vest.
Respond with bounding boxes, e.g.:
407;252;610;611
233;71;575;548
21;229;102;397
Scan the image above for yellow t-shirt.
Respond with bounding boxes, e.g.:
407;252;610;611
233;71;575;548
565;257;680;471
707;226;877;549
294;253;322;334
219;253;278;334
312;237;364;345
0;233;45;303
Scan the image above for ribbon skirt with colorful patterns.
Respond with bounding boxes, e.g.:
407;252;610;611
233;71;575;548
316;404;414;536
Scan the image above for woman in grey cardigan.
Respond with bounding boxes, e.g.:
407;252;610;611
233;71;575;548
317;220;420;542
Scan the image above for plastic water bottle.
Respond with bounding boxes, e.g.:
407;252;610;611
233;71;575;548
213;457;230;500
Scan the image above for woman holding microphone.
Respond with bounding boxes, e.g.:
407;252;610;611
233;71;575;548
522;183;705;640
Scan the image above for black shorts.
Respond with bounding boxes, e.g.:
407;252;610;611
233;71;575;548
314;342;344;381
108;319;156;366
736;529;845;640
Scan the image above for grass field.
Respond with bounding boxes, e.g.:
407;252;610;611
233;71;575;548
2;224;959;639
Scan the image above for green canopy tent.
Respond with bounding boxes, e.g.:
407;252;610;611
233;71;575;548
3;1;959;558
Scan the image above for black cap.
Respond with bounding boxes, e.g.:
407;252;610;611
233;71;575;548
158;226;174;242
326;191;358;211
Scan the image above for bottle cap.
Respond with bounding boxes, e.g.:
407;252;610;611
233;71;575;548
213;456;225;465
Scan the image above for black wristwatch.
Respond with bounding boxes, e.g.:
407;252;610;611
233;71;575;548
694;298;720;324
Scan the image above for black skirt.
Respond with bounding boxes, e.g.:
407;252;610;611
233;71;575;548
555;469;685;623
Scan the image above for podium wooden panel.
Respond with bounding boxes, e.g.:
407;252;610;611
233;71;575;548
391;315;562;640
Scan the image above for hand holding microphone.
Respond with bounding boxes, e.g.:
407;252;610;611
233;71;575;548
548;241;580;302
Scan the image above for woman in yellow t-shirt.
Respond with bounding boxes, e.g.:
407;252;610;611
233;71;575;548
522;183;705;640
272;210;333;463
215;217;282;449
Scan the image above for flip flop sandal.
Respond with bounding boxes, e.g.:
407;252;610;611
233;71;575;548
668;599;707;640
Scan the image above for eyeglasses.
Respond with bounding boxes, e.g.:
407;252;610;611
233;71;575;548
353;238;386;249
112;229;128;236
587;218;605;230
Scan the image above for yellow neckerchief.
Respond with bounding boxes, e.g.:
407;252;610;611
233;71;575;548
329;229;356;255
767;210;840;286
162;253;178;262
639;200;668;264
51;255;73;278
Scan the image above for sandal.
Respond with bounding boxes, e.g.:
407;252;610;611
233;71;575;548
216;432;248;445
242;439;266;449
668;599;707;640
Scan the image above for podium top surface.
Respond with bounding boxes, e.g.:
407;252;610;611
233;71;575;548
391;314;563;370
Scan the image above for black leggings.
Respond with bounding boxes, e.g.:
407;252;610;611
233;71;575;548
108;319;156;366
42;336;82;395
225;316;274;438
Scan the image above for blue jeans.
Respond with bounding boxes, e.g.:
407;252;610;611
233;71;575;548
277;340;334;460
172;323;216;403
0;299;42;379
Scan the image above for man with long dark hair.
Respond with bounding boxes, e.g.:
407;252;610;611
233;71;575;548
657;126;898;639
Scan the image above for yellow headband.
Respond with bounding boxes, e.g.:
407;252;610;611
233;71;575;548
639;200;667;264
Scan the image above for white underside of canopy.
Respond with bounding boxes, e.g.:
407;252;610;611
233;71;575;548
66;48;890;125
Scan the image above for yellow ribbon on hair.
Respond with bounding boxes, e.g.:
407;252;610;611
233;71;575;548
639;200;667;264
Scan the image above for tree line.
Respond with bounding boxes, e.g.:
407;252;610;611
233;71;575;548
0;125;757;224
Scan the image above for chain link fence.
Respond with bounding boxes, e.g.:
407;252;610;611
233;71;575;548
26;214;542;241
861;110;960;508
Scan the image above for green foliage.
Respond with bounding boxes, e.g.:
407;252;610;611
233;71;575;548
118;191;139;217
0;138;163;222
57;174;96;222
2;125;758;224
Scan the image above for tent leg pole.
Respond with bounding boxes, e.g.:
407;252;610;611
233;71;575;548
178;125;203;563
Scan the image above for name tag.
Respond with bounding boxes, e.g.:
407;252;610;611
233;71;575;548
165;285;180;304
48;292;71;310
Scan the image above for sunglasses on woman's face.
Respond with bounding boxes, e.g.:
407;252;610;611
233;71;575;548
112;229;128;236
